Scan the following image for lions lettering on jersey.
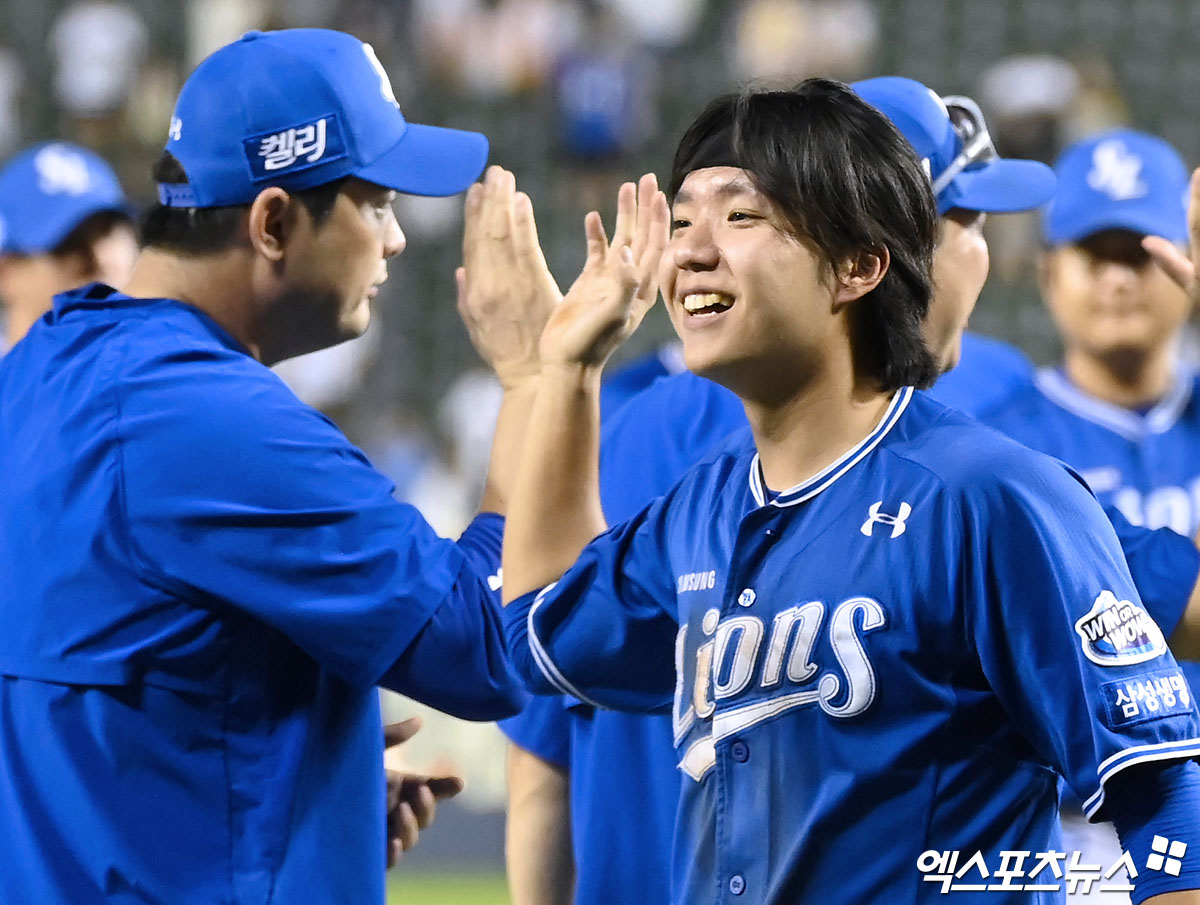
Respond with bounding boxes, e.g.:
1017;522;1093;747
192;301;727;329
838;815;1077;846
674;596;885;780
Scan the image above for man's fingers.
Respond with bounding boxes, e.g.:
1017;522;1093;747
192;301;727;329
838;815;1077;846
387;838;402;870
584;211;609;265
483;165;516;242
461;181;485;265
630;173;660;261
390;800;419;852
425;775;466;800
1143;236;1196;291
610;181;638;252
384;716;422;748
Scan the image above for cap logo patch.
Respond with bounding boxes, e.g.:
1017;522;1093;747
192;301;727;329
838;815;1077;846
243;115;347;181
1086;140;1148;201
34;145;92;196
362;42;399;109
1075;589;1167;667
168;116;183;142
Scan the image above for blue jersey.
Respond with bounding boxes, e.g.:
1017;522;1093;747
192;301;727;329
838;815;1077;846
928;331;1034;413
0;285;522;905
506;389;1200;905
983;368;1200;536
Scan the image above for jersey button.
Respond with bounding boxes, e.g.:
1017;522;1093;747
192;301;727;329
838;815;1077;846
737;588;756;607
730;740;749;763
729;874;746;896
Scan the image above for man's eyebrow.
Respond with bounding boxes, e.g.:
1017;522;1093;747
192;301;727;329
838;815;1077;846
673;176;758;208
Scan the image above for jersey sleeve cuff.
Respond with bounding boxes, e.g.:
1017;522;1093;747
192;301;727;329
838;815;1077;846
1082;737;1200;819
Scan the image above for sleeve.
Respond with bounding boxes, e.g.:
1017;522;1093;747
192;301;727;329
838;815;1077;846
1106;504;1200;638
961;454;1200;820
1108;760;1200;904
498;695;572;769
504;493;681;714
117;350;503;693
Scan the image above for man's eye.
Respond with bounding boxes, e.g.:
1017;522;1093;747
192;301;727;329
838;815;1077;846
671;219;690;231
728;211;757;222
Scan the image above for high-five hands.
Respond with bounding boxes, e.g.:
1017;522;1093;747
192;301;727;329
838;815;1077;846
539;173;670;370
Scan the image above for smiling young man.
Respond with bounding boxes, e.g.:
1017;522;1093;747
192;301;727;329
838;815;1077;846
0;28;535;905
493;80;1200;905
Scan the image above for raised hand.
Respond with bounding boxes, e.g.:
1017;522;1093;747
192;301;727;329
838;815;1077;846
1143;166;1200;297
539;173;670;369
458;165;561;390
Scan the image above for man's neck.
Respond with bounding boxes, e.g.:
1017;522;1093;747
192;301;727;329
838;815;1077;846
741;370;894;494
123;249;263;361
1062;345;1177;410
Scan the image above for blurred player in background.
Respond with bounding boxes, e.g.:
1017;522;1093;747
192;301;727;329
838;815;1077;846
983;130;1198;539
0;141;136;348
497;77;1200;905
487;78;1200;905
980;128;1200;901
0;27;555;905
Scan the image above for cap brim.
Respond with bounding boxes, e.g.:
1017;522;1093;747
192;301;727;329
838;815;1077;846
945;158;1057;214
10;198;130;254
357;121;489;197
1044;206;1189;244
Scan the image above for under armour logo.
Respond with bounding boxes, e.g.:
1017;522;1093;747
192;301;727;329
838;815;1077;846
860;501;912;538
487;568;503;592
1087;140;1147;201
168;116;182;142
34;145;92;196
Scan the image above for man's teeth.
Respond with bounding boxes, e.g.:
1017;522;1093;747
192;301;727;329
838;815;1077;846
682;293;733;314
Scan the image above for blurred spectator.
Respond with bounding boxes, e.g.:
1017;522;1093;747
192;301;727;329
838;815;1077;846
50;1;148;118
0;49;22;155
414;0;581;98
732;0;878;84
602;0;707;49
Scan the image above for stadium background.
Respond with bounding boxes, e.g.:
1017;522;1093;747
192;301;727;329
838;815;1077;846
1;0;1195;901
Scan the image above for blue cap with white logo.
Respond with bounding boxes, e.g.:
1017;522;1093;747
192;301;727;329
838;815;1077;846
853;76;1056;215
0;142;128;254
159;28;489;207
1043;128;1189;245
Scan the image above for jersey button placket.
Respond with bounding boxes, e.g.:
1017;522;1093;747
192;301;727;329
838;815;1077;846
729;874;746;896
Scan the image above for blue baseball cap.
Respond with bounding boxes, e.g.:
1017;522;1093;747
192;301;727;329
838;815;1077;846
853;76;1056;215
1043;129;1189;245
0;142;128;255
159;28;489;208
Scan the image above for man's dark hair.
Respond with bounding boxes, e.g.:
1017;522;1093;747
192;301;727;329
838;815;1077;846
139;152;347;255
668;78;940;390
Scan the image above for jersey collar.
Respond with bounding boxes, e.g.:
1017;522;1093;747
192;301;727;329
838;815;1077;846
1035;367;1194;442
748;386;914;508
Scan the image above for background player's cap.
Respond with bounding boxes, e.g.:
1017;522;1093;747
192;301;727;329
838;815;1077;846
1042;128;1189;245
0;143;128;255
159;28;489;208
853;76;1056;215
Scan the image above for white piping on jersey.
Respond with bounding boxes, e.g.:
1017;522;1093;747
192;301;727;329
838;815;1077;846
748;386;914;508
712;687;823;742
527;582;606;709
1034;367;1193;443
1081;737;1200;818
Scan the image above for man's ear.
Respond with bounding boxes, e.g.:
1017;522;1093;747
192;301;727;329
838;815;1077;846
832;246;890;310
247;187;297;262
